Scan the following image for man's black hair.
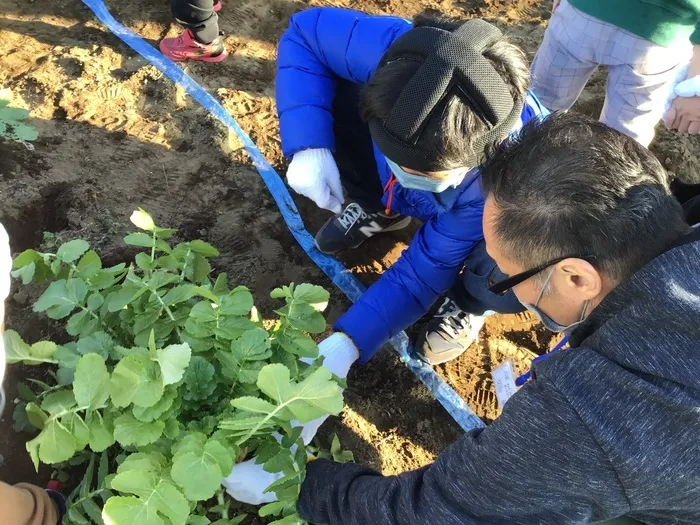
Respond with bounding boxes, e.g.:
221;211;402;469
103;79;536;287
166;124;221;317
359;14;530;172
481;112;691;283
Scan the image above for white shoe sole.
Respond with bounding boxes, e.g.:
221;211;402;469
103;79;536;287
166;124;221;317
380;215;412;232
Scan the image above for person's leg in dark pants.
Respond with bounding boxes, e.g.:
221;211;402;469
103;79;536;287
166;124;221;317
160;0;227;63
671;178;700;225
314;80;411;254
450;240;524;316
172;0;219;44
415;240;524;365
331;80;386;211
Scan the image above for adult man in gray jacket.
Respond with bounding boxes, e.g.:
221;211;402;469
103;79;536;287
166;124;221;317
297;112;700;524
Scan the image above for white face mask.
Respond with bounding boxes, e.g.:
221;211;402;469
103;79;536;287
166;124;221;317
385;157;468;193
518;268;590;334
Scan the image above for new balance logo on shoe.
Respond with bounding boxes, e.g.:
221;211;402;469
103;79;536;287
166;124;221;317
315;202;412;254
359;221;384;237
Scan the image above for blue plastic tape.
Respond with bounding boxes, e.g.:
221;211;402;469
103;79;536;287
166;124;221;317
80;0;484;432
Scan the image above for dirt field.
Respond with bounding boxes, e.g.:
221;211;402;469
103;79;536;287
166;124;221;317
1;0;699;493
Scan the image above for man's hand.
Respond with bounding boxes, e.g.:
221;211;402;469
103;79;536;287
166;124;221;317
287;148;345;214
223;334;359;503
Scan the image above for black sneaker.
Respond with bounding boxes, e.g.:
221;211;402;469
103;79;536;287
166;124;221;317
315;202;411;254
415;298;485;365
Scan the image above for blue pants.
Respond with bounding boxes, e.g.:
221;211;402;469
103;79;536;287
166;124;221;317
451;240;524;315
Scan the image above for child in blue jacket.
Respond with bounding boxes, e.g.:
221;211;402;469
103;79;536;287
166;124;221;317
277;7;548;364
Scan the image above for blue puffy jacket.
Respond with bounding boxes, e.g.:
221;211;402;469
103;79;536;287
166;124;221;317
277;7;548;362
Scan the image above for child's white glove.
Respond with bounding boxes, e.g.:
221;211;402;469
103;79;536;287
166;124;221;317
663;63;691;116
222;333;359;505
673;73;700;98
295;333;359;441
287;149;344;214
0;223;10;306
663;66;700;133
221;457;281;505
0;223;11;413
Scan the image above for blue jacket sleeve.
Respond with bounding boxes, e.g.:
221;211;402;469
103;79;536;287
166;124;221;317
276;7;411;157
335;177;485;363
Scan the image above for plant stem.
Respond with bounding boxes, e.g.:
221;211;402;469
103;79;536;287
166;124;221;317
16;357;59;365
154;294;176;322
150;230;157;264
216;489;229;520
290;450;303;499
234;399;294;446
179;248;192;283
34;383;66;399
69;488;106;512
48;404;105;423
79;306;120;341
145;284;182;339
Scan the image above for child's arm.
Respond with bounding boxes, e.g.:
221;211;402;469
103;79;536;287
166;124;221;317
275;7;410;158
334;179;485;363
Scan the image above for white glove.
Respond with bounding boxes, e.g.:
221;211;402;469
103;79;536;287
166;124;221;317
295;333;358;440
663;63;691;116
662;66;700;133
0;223;10;305
221;457;281;505
222;333;359;504
312;332;360;375
0;223;11;413
287;148;344;214
674;73;700;98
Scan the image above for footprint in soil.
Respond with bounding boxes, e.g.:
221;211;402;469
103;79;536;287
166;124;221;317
55;56;84;79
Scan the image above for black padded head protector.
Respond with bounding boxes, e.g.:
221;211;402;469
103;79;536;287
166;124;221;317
368;19;523;172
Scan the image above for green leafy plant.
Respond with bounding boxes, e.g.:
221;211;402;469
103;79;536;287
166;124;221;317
309;434;354;464
0;88;38;142
7;209;345;525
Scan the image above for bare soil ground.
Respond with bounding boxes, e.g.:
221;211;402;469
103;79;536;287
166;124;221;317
1;0;699;494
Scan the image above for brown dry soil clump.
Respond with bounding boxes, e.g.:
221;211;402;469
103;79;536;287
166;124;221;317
1;0;699;499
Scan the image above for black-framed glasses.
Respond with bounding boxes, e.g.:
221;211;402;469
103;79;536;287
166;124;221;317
487;255;596;296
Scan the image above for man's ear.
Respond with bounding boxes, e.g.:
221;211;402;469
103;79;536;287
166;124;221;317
559;258;603;300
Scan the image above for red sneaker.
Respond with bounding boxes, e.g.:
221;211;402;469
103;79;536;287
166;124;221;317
159;29;227;63
213;1;222;12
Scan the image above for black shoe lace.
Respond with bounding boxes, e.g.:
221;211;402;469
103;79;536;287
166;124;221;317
440;313;470;339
